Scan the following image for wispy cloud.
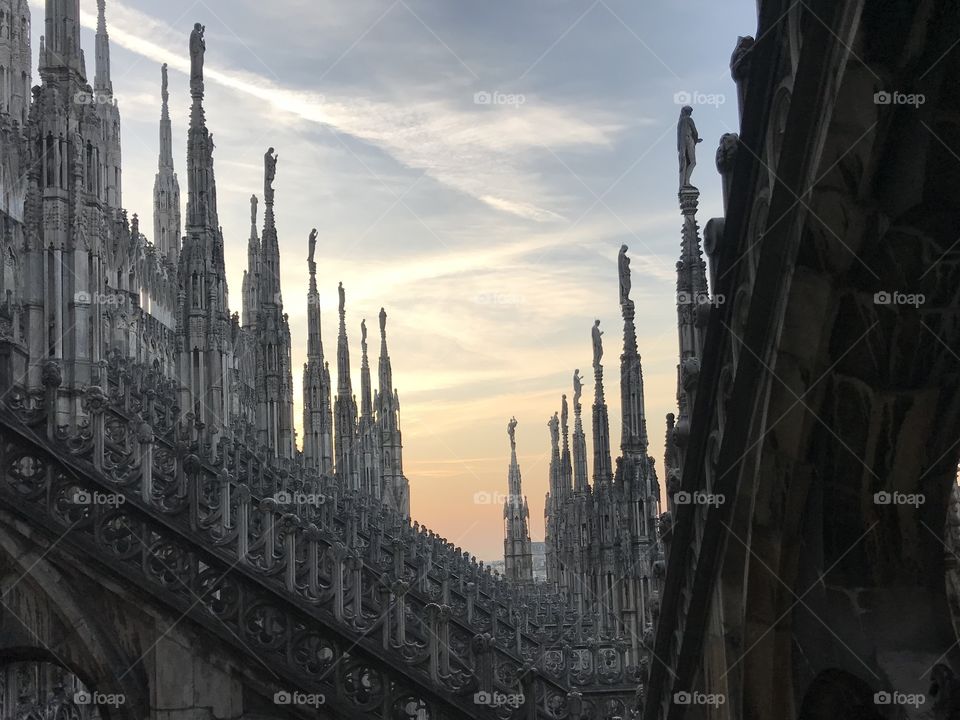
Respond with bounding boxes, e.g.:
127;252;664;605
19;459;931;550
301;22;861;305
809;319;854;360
66;0;626;222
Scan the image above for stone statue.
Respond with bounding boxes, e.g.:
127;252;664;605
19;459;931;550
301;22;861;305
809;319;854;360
264;148;278;199
677;106;702;189
189;23;205;92
308;229;318;266
548;413;559;449
730;36;755;79
338;282;345;314
573;370;583;407
592;320;603;368
508;417;518;450
380;307;387;337
618;244;631;305
361;319;367;355
250;195;258;226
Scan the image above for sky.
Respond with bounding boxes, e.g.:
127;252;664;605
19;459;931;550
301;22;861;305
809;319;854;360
31;0;757;560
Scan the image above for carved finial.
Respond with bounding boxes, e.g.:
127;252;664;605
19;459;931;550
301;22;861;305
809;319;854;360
264;147;278;201
97;0;106;32
618;244;631;306
592;320;603;369
189;23;206;95
308;228;318;266
678;105;702;190
161;62;168;95
548;412;559;450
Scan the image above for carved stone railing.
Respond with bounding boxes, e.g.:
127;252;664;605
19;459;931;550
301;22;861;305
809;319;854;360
91;350;645;691
0;355;646;720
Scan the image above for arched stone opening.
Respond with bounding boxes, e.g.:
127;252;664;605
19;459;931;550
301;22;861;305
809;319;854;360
0;654;111;719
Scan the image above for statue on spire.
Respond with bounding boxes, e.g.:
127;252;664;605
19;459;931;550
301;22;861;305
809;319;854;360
618;244;631;305
308;229;318;266
508;417;518;451
264;148;278;202
338;282;345;315
190;23;206;95
678;105;702;189
361;319;368;356
380;308;388;338
592;320;604;368
548;412;560;449
573;370;583;407
250;195;258;226
161;63;169;104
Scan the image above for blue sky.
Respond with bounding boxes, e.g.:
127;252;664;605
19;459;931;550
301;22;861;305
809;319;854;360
36;0;757;559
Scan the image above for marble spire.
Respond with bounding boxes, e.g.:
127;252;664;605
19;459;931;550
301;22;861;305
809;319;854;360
177;23;230;431
560;393;573;497
41;0;85;77
154;63;181;263
618;245;649;457
591;321;613;487
503;417;533;584
94;0;112;93
334;283;359;490
358;319;382;500
302;229;334;475
572;370;589;494
378;308;409;516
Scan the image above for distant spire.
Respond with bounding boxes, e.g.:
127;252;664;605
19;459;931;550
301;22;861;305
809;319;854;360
378;307;393;393
185;23;220;239
306;229;322;360
618;245;649;456
572;370;589;493
360;320;373;418
154;62;181;263
560;393;572;497
159;64;173;170
41;0;85;77
591;322;613;487
95;0;112;93
504;417;533;584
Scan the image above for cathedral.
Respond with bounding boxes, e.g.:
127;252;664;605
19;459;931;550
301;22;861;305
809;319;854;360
0;0;410;517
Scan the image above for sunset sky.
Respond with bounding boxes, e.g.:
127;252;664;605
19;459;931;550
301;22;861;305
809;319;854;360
42;0;756;559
